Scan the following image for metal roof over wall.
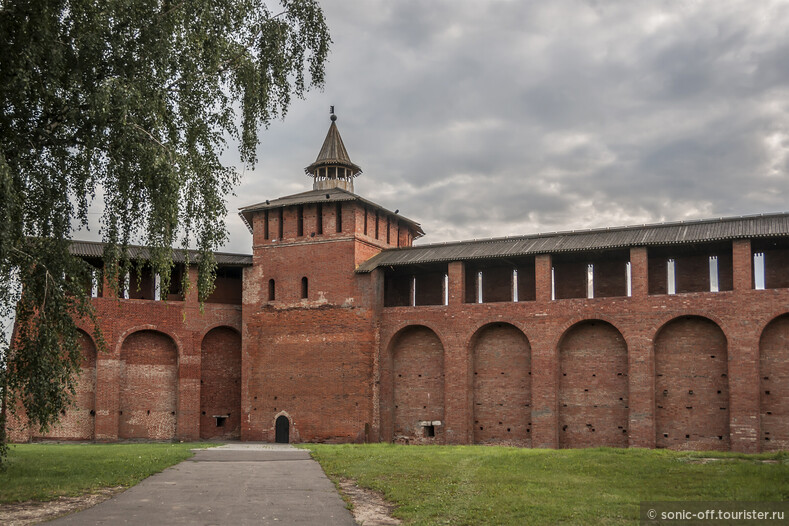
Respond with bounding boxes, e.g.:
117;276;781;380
69;240;252;266
356;212;789;273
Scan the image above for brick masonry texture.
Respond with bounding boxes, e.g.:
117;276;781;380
7;179;789;454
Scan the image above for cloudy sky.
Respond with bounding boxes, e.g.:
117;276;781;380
224;1;789;252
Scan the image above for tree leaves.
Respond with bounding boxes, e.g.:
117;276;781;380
0;0;330;464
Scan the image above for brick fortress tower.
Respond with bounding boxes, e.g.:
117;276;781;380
238;111;423;443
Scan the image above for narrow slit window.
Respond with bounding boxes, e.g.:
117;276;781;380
316;203;323;235
477;271;483;304
754;252;765;290
587;263;594;299
551;267;556;300
443;273;449;305
278;208;284;239
709;256;719;292
154;273;161;301
91;269;100;298
301;277;308;299
513;269;519;302
123;271;130;299
264;210;270;240
336;202;342;233
396;223;401;247
626;261;632;297
297;205;304;237
411;275;416;307
386;217;391;244
268;279;275;301
667;258;676;295
375;212;379;240
363;207;368;235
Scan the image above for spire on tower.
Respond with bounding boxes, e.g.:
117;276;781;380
305;110;362;192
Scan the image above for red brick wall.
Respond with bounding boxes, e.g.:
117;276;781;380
34;330;96;440
765;249;789;289
675;255;711;293
386;326;444;444
594;259;628;298
243;307;375;443
654;317;729;451
119;330;177;439
558;321;628;448
472;323;531;446
760;314;789;451
554;261;588;299
200;327;242;439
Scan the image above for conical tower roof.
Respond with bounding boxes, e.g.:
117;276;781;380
305;114;362;176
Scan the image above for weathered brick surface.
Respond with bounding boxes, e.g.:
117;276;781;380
6;190;789;455
386;326;444;444
559;321;628;448
760;314;789;451
472;323;531;446
33;330;96;440
200;327;242;439
119;330;178;439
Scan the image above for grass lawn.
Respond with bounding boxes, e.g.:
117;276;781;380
300;444;789;525
0;442;214;503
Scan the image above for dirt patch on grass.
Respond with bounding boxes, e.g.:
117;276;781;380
338;478;401;525
0;486;124;525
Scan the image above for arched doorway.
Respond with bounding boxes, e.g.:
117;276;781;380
275;415;290;443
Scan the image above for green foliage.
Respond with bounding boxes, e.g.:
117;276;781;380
301;444;789;525
0;442;215;502
0;0;330;465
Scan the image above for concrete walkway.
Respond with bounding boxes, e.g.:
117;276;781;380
49;443;356;525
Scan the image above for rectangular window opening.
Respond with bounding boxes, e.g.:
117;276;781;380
215;416;226;428
278;208;284;239
375;212;379;240
297;205;304;237
91;269;100;298
513;269;519;302
386;216;391;244
154;273;161;301
410;275;416;307
551;267;556;301
587;263;594;299
477;271;483;304
363;207;368;235
626;261;632;297
754;252;765;290
316;203;323;235
423;425;435;438
443;273;449;306
336;202;342;233
667;259;676;295
709;256;719;292
264;210;269;240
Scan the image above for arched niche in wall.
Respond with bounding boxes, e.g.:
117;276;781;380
471;322;531;446
654;316;729;451
558;320;629;449
119;330;178;440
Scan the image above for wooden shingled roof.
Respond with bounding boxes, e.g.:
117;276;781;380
355;212;789;273
304;116;362;176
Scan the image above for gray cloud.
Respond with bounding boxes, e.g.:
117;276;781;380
77;0;789;254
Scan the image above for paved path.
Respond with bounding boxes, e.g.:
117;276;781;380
49;443;356;525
